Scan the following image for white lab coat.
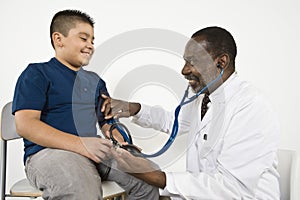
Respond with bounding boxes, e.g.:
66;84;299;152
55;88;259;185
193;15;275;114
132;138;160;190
132;73;280;200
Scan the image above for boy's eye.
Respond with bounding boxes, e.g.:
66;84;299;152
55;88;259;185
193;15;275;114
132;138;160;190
80;37;87;41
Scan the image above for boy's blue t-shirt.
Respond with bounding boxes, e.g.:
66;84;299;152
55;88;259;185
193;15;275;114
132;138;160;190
12;57;109;163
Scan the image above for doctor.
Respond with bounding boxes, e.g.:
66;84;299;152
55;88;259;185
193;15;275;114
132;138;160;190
102;26;280;199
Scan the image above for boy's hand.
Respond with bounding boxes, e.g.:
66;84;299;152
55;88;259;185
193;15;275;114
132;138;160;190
80;137;113;163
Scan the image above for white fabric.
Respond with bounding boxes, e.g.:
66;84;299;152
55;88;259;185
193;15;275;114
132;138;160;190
132;72;280;200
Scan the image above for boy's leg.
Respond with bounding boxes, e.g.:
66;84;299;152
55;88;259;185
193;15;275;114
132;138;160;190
105;165;159;200
25;148;103;200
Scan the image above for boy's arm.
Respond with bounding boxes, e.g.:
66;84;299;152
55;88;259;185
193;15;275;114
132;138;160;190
15;109;113;163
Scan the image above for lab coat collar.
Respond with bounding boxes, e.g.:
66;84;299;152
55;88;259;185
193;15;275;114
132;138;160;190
200;72;238;124
209;72;238;104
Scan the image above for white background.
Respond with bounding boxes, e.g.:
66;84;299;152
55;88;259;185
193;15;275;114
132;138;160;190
0;0;299;199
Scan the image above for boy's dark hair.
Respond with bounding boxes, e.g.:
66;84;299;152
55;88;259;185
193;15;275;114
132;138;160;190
50;9;95;48
192;26;237;68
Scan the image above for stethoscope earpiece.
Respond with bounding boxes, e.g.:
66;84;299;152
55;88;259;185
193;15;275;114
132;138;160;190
217;63;223;69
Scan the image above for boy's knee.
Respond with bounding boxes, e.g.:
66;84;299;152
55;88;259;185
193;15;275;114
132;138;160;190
45;177;102;200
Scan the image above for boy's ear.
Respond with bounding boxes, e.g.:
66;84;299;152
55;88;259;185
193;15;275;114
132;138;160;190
52;32;63;48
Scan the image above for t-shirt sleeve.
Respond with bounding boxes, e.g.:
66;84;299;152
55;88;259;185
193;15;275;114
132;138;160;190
12;64;48;114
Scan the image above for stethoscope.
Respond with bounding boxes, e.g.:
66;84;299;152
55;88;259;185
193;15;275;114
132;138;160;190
109;65;224;157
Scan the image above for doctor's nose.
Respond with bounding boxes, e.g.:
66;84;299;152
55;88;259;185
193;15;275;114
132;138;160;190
181;61;193;76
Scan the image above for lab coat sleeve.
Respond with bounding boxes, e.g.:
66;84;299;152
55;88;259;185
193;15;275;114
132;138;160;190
164;171;241;199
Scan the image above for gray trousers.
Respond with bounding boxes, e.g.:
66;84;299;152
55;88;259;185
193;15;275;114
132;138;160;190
25;148;159;200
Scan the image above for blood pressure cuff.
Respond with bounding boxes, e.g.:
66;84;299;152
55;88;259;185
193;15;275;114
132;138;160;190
97;160;112;180
96;146;143;180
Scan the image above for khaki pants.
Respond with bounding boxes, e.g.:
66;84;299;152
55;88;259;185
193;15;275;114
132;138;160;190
25;148;159;200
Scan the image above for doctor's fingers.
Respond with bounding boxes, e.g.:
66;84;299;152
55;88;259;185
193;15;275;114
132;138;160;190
101;94;130;119
111;100;131;118
111;148;133;171
112;148;156;173
101;95;112;114
101;99;127;119
104;103;130;119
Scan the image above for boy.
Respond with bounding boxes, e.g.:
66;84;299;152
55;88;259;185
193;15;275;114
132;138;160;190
12;9;158;199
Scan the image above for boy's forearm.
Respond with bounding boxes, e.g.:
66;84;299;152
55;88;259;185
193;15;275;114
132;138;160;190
15;110;84;154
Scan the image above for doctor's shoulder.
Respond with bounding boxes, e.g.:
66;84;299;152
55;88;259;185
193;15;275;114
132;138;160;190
228;79;277;117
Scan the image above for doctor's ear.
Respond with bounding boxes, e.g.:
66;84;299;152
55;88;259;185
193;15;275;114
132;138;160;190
216;54;230;70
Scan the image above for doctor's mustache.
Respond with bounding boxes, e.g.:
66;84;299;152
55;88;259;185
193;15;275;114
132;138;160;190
184;74;199;81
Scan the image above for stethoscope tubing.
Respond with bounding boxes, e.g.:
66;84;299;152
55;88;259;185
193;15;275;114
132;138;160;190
111;68;224;158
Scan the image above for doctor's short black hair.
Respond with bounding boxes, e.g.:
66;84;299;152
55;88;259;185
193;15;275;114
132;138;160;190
50;9;95;48
192;26;237;68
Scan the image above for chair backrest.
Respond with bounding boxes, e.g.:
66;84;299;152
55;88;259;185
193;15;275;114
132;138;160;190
1;101;21;199
277;149;298;200
1;102;20;141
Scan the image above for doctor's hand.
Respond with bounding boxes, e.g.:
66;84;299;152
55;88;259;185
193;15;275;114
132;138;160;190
111;147;166;188
111;147;159;173
101;94;141;119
